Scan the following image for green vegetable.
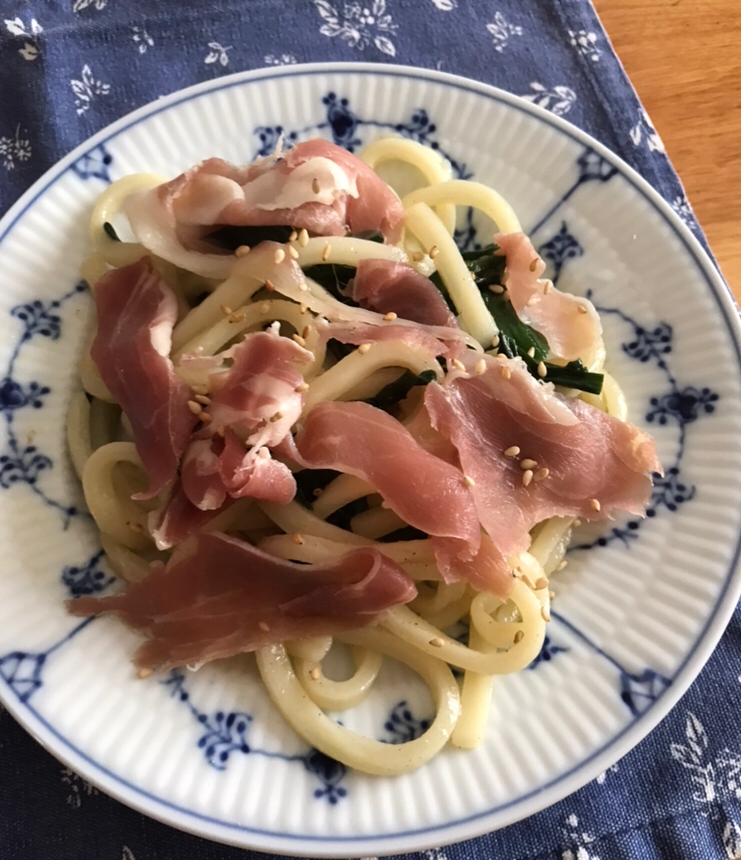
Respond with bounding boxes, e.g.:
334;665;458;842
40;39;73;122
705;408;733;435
202;224;294;250
293;468;339;509
365;369;436;412
303;263;357;305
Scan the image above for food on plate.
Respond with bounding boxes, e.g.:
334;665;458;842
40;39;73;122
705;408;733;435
67;136;660;775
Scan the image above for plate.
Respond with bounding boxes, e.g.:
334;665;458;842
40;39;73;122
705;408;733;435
0;63;739;857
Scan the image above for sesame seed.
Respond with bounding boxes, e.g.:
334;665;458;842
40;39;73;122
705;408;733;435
302;325;311;338
299;303;308;314
488;284;505;294
258;621;270;632
137;667;153;679
191;383;209;395
514;630;524;644
541;606;551;622
504;446;520;457
235;244;251;258
501;270;509;285
221;305;233;316
429;245;439;259
469;271;476;281
199;412;212;425
573;519;582;527
187;400;202;415
520;458;538;470
229;311;245;323
527;295;540;307
289;231;298;242
264;278;275;292
577;304;588;314
383;311;398;321
534;467;550;482
550;590;555;599
429;637;444;647
462;475;475;488
310;667;321;680
194;394;211;405
295;382;309;393
529;258;539;272
500;366;511;380
321;242;332;261
312;177;320;194
260;301;271;314
312;488;323;497
535;577;548;590
298;281;308;292
270;411;284;423
522;469;534;487
543;281;551;294
557;560;568;571
357;342;372;355
411;251;424;262
451;358;465;371
590;498;601;512
298;228;309;247
292;334;306;347
475;359;487;375
491;335;500;348
288;244;300;260
216;424;225;437
274;248;286;264
537;361;547;378
292;532;304;545
527;346;536;358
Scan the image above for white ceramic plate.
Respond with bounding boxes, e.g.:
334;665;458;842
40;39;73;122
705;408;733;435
0;64;739;857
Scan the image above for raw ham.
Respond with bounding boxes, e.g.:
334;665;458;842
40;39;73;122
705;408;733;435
292;401;481;560
316;318;464;361
68;532;417;670
495;232;602;362
347;259;457;328
149;481;231;551
425;352;661;561
91;257;197;499
124;140;404;278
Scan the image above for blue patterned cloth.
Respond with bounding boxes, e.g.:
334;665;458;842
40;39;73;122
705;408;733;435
0;2;739;859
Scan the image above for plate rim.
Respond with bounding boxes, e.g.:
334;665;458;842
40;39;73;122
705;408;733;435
1;61;740;857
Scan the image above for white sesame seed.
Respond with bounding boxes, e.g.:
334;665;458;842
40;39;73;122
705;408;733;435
260;301;271;314
429;245;440;259
543;281;551;294
529;258;539;272
302;325;311;338
541;606;551;622
577;304;588;314
537;361;547;378
216;424;225;437
235;244;251;258
187;400;202;415
514;630;524;644
527;295;540;307
199;412;212;425
274;248;286;264
298;281;308;292
312;488;323;498
299;303;308;314
534;467;550;482
264;278;275;291
527;346;536;358
411;251;424;262
491;335;501;348
534;577;548;590
462;475;475;488
310;667;321;680
429;637;444;647
137;667;153;679
520;458;538;470
501;270;509;285
590;498;601;512
573;519;582;527
557;560;568;571
292;532;304;545
289;230;298;242
270;411;284;423
504;446;520;457
288;244;300;260
229;311;245;323
221;305;233;316
451;358;465;371
522;469;534;487
191;383;209;395
501;366;511;380
295;382;310;393
321;242;332;261
298;228;309;247
194;394;211;405
489;284;505;294
475;358;487;375
383;311;398;321
358;342;372;355
550;590;556;599
292;334;306;347
258;621;270;632
312;178;320;194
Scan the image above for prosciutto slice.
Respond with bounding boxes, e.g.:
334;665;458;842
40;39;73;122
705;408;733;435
91;257;196;499
148;480;231;551
124;140;405;279
425;352;661;561
495;232;602;362
292;401;481;559
346;259;457;328
317;319;463;361
68;532;417;670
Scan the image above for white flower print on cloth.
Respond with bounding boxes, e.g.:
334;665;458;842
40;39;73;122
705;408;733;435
122;848;136;860
314;0;398;57
4;16;42;61
670;711;741;805
521;82;577;117
71;65;111;115
132;26;153;54
73;0;107;11
630;108;665;153
723;819;741;859
205;41;232;67
568;29;600;62
671;193;698;229
61;767;99;808
561;814;600;860
0;125;32;171
595;763;619;785
487;11;523;53
429;0;457;10
264;53;297;66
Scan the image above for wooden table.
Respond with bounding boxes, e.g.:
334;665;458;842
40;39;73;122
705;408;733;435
594;0;741;299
